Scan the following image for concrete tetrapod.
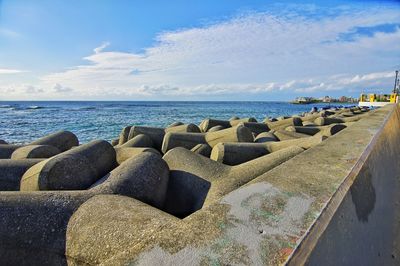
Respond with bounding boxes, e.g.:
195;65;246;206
190;143;212;157
0;144;24;159
0;152;170;265
162;146;304;218
265;117;303;130
118;126;132;145
128;124;200;150
238;122;270;135
254;131;278;143
285;124;347;136
119;134;154;148
314;114;367;126
167;121;184;128
29;130;79;152
90;151;169;209
10;145;61;159
199;118;257;132
114;147;160;164
273;130;310;141
66;194;178;265
161;125;254;154
20;140;117;191
210;134;325;165
0;159;43;190
207;125;225;132
0;190;94;265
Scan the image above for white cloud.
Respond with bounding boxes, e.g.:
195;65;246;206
93;42;110;54
53;83;73;93
0;68;25;74
10;5;400;99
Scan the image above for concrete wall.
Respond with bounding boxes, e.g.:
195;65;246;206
290;104;400;265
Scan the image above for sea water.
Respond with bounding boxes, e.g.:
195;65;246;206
0;101;354;144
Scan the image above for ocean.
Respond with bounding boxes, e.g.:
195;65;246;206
0;101;355;144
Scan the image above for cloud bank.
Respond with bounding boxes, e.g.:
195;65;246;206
2;4;400;100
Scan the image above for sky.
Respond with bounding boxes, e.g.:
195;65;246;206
0;0;399;101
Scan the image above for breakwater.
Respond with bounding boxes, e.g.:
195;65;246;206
0;104;398;265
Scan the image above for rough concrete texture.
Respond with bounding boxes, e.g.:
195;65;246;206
207;125;224;132
162;125;254;154
190;143;212;157
266;117;303;131
286;124;347;136
20;140;116;191
97;105;392;266
114;146;159;164
167;121;184;128
0;144;24;159
314;113;368;126
238;122;270;135
0;150;173;265
0;159;43;190
66;194;179;265
10;145;60;159
118;126;132;145
0;191;93;265
111;138;119;146
128;124;201;150
29;130;79;152
162;146;303;217
210;135;324;165
273;130;310;141
254;131;278;143
165;123;201;134
119;134;154;148
128;126;165;150
91;152;169;209
199;118;257;132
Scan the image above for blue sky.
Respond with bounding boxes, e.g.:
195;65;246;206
0;0;399;100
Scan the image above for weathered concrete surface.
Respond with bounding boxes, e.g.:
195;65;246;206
66;195;178;265
254;131;278;143
190;143;212;157
29;130;79;152
162;125;254;154
162;146;303;218
119;134;154;148
0;191;93;266
11;145;60;159
0;144;24;159
0;152;170;265
210;135;324;165
91;152;169;209
0;159;43;191
128;125;201;150
95;105;395;266
114;146;159;164
290;104;400;266
20;140;116;191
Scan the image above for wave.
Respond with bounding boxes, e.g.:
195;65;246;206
27;106;45;110
0;105;12;109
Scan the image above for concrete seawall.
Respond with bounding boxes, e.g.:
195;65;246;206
100;104;399;265
289;103;400;265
